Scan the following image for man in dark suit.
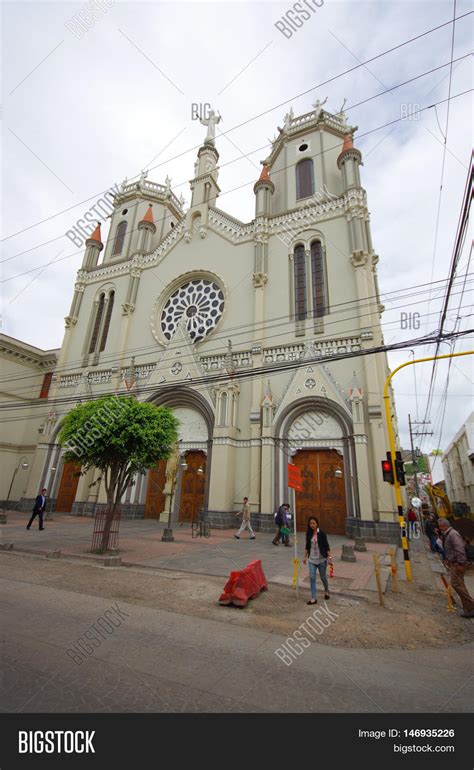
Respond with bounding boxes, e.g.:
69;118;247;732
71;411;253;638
27;488;47;531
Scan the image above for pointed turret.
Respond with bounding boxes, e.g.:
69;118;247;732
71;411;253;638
88;222;102;243
141;204;155;225
261;379;274;407
348;371;364;400
254;163;274;217
261;378;275;427
137;203;156;252
337;131;362;190
82;222;103;271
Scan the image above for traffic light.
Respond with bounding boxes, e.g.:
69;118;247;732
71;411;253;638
381;452;394;484
395;451;406;486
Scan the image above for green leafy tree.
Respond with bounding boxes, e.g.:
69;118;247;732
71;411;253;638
57;396;179;551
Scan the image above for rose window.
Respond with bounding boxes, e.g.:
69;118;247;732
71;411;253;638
160;279;225;342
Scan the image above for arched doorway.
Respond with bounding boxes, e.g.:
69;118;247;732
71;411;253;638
146;391;214;521
292;449;347;534
179;451;207;522
274;398;358;534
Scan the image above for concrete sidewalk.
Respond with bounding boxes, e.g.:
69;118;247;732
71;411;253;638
1;510;397;596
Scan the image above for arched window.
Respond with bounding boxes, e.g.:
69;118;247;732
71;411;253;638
296;159;314;200
112;221;127;256
294;245;307;320
311;241;326;317
219;392;228;426
99;291;115;352
88;293;105;353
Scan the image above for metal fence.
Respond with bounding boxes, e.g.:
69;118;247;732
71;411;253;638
91;508;121;553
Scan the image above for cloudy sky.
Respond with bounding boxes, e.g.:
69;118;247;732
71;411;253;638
1;0;472;463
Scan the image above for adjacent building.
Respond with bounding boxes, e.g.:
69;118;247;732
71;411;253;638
442;412;474;511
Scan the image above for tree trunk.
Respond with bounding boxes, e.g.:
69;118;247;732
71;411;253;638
96;465;131;553
99;493;116;553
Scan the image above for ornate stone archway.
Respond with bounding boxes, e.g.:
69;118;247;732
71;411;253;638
146;387;214;520
273;397;360;525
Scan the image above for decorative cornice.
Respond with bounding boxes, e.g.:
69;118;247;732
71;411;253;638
77;189;368;284
115;179;184;218
0;334;58;370
262;336;362;363
266;108;357;166
80;221;186;284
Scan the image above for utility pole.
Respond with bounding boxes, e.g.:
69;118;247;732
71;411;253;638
408;418;434;497
408;414;420;499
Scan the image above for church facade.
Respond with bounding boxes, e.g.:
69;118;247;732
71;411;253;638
2;103;402;542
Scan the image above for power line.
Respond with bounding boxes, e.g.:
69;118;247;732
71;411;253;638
420;149;472;443
2;52;470;264
1;275;471;393
420;1;461;435
2;283;471;400
1;12;471;248
0;328;470;420
2;85;473;288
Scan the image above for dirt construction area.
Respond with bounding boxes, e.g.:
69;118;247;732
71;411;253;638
1;539;472;651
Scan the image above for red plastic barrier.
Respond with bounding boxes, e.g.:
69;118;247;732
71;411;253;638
218;559;268;607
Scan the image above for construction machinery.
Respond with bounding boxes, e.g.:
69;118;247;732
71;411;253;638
425;484;473;540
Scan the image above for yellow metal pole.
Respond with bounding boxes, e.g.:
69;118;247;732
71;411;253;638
383;350;474;583
440;574;455;612
389;546;398;592
373;553;385;607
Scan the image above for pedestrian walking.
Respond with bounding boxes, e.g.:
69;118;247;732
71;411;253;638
463;536;474;563
26;488;47;531
303;516;332;605
434;532;445;560
407;508;418;537
272;503;291;546
438;518;474;618
423;513;438;552
234;497;255;539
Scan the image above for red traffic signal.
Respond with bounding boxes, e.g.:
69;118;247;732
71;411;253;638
381;453;394;484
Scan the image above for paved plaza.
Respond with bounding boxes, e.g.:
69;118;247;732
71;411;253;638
2;510;399;595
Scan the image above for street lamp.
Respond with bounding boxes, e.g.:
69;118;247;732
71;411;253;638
45;466;57;521
6;457;29;508
162;444;186;542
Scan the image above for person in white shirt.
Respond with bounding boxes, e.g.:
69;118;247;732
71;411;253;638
234;497;256;540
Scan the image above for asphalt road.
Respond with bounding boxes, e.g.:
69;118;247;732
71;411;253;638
1;554;472;713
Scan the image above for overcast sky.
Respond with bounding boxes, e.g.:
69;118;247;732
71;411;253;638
1;0;472;460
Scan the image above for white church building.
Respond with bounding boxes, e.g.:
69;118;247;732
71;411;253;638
1;103;401;541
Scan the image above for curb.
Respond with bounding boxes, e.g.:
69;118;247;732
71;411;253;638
1;546;376;602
